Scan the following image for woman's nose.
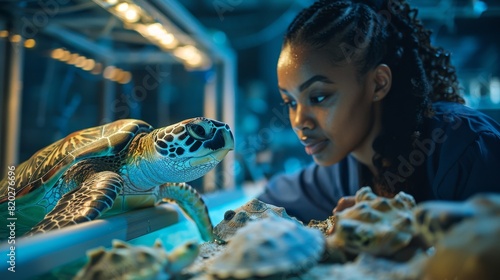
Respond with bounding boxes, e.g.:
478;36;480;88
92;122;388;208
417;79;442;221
292;104;315;132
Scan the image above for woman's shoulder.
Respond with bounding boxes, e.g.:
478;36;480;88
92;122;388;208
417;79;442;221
430;101;500;135
425;101;500;199
424;102;500;150
425;101;500;157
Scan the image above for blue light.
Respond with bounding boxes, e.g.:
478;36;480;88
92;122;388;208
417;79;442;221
474;1;487;15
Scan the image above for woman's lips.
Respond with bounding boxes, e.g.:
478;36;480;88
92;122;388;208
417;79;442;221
303;140;328;155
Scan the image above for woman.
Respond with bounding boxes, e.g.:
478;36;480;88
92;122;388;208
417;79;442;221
258;0;500;223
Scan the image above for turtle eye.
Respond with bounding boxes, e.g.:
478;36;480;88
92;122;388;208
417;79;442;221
192;124;206;137
187;122;211;140
361;238;371;247
224;210;236;221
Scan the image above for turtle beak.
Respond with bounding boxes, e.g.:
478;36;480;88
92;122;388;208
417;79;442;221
225;129;235;151
213;149;231;161
202;127;234;152
188;149;230;166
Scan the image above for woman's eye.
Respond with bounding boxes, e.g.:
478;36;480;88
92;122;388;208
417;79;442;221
281;100;297;109
311;95;327;104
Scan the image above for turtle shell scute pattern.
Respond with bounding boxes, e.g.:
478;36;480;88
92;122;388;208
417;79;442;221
213;198;302;242
0;119;152;201
327;186;418;257
208;214;325;279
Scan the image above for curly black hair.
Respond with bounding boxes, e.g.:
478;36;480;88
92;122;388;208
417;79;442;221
283;0;464;197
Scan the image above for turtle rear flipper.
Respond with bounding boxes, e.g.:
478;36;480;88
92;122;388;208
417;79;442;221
158;182;214;242
27;171;123;236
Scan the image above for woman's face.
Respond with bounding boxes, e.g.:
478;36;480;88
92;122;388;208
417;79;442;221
277;43;381;166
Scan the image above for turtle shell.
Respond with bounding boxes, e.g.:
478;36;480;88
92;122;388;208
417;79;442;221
75;239;199;280
327;187;418;258
0;119;153;202
213;198;301;242
208;214;325;279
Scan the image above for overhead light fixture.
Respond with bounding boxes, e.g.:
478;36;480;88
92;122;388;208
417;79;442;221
146;23;162;36
115;2;128;12
92;0;211;69
112;2;141;23
82;59;96;71
51;48;64;59
60;50;71;61
24;38;36;48
10;34;21;43
173;45;208;68
49;48;131;83
124;7;140;22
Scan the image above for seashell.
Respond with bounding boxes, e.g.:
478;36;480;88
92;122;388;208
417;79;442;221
304;252;429;280
208;213;325;279
327;187;418;258
414;192;500;246
422;216;500;280
213;198;301;242
74;239;199;280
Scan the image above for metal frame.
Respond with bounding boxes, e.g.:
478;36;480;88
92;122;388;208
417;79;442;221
137;0;237;190
0;18;24;174
0;205;179;279
0;186;260;279
0;0;237;191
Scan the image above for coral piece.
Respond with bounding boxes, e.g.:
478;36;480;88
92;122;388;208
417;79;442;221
213;198;301;242
303;252;428;280
414;192;500;246
74;239;199;280
327;187;418;258
208;214;324;279
422;216;500;280
308;215;337;236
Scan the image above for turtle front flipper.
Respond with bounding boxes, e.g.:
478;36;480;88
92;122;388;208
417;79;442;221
157;183;214;242
27;171;123;236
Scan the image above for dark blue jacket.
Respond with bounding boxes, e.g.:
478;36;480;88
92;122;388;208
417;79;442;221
258;102;500;222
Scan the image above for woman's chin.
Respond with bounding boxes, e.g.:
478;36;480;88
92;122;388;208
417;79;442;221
312;153;342;166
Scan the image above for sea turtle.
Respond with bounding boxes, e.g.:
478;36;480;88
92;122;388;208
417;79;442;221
74;238;200;279
0;117;234;241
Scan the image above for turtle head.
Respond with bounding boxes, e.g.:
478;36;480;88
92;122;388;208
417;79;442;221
152;117;234;182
